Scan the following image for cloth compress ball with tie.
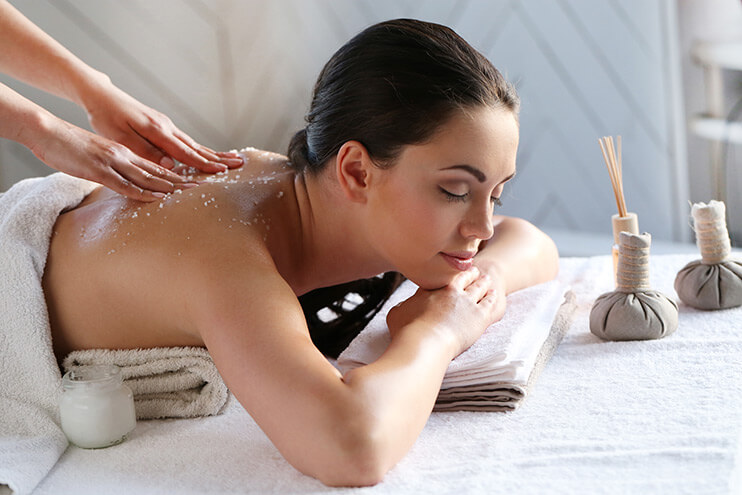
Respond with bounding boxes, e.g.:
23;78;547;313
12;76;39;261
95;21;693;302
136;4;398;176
590;232;679;341
675;201;742;310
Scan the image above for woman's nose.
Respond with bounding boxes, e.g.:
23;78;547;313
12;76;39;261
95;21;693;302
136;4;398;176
460;203;494;240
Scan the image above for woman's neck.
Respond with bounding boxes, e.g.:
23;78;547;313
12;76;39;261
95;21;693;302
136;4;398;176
285;169;392;295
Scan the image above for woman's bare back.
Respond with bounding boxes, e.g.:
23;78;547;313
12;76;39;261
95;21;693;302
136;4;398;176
43;148;300;362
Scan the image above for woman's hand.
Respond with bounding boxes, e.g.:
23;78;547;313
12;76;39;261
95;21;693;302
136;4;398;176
82;80;243;174
28;114;198;201
386;267;506;357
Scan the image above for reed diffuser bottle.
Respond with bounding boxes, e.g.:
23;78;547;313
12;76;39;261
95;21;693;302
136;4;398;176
599;136;639;284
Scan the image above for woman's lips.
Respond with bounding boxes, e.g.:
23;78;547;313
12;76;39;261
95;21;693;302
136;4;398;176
440;252;475;271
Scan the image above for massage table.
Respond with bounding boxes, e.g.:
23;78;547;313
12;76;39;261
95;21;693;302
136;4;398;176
28;253;741;494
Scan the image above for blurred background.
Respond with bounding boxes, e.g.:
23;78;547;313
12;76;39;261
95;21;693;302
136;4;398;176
1;0;740;256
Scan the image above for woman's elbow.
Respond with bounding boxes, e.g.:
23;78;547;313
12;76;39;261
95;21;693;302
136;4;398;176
315;450;388;487
305;415;392;487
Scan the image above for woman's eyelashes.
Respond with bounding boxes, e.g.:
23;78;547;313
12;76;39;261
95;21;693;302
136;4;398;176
440;187;468;202
439;187;503;212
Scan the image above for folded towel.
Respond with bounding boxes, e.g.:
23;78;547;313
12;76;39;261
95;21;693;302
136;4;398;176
337;279;576;411
62;347;229;420
0;173;98;495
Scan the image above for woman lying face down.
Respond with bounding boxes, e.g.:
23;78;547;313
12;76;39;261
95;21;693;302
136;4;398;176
42;19;558;486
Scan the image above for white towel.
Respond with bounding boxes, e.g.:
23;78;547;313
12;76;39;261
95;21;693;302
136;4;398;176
62;347;229;420
0;173;98;495
337;279;575;411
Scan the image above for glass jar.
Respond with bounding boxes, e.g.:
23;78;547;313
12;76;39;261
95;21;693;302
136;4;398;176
60;364;137;449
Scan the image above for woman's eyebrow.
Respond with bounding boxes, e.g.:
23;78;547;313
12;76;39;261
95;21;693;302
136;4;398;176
440;164;487;182
440;165;516;185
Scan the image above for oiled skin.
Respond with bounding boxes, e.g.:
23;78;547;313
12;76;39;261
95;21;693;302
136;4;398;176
44;148;297;361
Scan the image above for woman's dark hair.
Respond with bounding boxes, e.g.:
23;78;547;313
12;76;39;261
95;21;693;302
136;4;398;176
295;18;518;357
287;18;519;173
299;272;405;358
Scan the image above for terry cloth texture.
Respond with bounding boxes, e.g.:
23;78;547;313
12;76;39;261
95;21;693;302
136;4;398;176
62;347;229;420
0;173;97;495
337;279;576;411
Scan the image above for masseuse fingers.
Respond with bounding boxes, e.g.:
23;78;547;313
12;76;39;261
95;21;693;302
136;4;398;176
119;131;171;171
104;159;192;202
163;137;229;174
174;131;244;169
154;131;242;174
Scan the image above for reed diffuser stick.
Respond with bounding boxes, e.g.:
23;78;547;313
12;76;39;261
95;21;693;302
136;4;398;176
599;136;627;217
599;135;638;286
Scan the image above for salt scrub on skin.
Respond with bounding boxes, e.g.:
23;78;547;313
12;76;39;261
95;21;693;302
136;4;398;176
60;365;136;449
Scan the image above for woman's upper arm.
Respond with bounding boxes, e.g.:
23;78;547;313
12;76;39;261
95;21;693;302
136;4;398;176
190;262;365;480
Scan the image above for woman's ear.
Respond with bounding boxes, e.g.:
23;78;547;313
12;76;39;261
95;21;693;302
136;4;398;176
335;140;373;203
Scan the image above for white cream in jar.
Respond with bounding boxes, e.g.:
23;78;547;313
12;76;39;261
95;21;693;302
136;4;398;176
60;364;137;449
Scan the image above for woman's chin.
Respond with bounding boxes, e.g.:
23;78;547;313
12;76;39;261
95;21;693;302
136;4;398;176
404;272;455;291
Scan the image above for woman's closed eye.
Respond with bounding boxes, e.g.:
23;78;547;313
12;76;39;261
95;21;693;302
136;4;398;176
440;186;469;202
440;187;502;212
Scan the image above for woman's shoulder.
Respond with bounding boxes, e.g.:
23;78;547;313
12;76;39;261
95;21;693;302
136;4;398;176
49;146;299;289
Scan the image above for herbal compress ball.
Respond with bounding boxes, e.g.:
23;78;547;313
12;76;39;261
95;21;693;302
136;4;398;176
590;232;678;341
674;201;742;310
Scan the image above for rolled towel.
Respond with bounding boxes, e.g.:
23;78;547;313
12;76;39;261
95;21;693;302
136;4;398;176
62;347;229;420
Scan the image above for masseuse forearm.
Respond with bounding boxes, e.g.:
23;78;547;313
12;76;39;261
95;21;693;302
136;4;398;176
0;0;108;107
0;82;56;146
475;216;559;294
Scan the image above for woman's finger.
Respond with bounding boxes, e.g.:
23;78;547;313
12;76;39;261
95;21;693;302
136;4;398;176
464;273;492;302
478;287;497;306
450;266;480;291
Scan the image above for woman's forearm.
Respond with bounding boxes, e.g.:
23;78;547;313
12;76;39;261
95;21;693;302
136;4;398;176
331;322;457;485
0;0;108;106
475;216;559;294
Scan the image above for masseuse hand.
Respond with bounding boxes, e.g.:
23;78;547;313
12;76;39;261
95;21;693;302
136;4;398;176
83;80;244;175
386;267;504;357
0;0;242;201
26;111;202;201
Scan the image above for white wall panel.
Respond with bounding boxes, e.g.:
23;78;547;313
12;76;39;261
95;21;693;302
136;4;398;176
0;0;691;245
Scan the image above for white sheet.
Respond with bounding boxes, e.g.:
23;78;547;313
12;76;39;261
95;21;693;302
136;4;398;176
32;254;742;494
